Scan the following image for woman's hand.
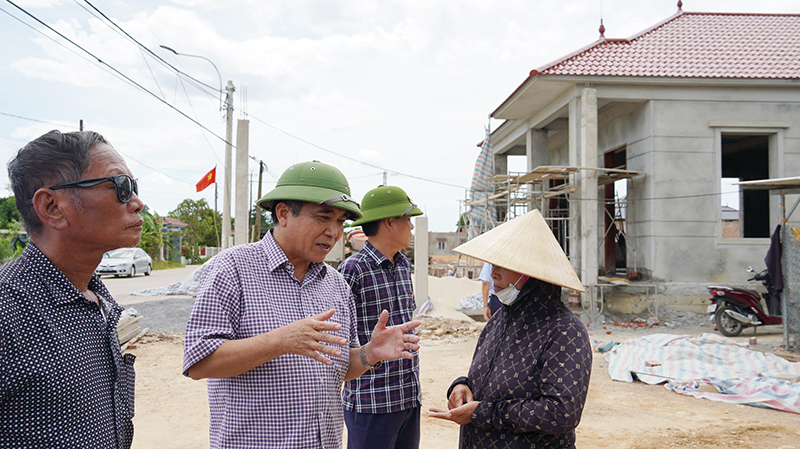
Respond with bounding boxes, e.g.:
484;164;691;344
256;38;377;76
448;383;473;409
428;401;479;425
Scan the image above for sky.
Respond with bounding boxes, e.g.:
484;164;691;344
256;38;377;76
1;0;796;232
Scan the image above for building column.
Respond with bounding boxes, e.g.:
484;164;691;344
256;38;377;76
413;216;429;309
493;153;509;222
580;88;599;287
569;96;581;273
526;128;548;212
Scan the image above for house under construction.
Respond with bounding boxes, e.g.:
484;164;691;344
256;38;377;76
461;7;800;319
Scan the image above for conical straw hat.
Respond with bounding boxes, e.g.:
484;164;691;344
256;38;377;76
454;209;585;292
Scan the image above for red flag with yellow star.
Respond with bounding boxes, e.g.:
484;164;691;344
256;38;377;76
196;166;216;192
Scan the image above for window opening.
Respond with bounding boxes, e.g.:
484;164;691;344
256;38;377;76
603;147;627;276
721;134;769;238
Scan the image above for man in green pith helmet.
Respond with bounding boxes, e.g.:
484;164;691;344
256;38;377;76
182;162;421;449
338;185;424;449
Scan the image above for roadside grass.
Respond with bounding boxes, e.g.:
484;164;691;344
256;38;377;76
153;260;184;270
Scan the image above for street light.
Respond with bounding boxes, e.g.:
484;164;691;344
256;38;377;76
160;45;235;249
159;45;223;111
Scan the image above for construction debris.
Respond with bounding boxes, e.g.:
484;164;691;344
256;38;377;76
416;316;482;343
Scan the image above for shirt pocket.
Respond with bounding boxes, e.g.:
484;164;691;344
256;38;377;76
118;353;136;418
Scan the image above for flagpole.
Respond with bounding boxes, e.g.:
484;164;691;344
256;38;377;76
214;182;220;247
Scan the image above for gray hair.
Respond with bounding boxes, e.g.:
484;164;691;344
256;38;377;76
270;200;305;224
7;130;109;235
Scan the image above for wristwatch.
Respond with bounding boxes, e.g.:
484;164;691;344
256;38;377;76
360;345;383;369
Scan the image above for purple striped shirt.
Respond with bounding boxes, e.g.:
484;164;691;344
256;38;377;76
183;231;358;449
338;242;421;414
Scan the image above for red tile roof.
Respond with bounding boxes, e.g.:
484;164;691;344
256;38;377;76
160;217;188;227
535;12;800;79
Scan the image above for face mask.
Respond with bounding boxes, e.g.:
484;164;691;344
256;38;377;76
495;274;524;306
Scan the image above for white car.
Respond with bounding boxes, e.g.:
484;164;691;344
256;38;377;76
95;248;153;278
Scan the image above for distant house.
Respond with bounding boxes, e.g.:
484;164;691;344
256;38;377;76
429;232;465;256
480;7;800;312
159;217;188;263
160;217;188;234
721;206;740;239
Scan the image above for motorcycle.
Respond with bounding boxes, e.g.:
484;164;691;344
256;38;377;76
706;266;782;337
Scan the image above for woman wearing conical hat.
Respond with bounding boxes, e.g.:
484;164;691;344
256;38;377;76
429;210;592;449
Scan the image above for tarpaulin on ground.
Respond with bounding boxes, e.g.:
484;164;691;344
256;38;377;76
459;292;483;309
130;263;205;296
606;333;800;413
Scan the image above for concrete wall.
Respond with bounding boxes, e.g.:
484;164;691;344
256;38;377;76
590;84;800;311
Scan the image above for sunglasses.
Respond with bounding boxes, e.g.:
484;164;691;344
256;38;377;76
48;174;139;203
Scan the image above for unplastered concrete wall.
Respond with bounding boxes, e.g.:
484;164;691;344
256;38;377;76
594;84;800;312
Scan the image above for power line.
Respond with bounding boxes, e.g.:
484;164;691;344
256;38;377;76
72;0;224;160
244;112;469;190
6;1;466;191
0;4;145;94
0;110;194;185
0;111;79;129
74;0;226;162
177;77;222;164
8;1;463;192
81;0;221;95
4;0;233;151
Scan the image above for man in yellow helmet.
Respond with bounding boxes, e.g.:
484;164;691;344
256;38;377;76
182;162;421;449
339;185;424;449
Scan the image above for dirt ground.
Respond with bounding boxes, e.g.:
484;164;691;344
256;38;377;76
127;323;800;449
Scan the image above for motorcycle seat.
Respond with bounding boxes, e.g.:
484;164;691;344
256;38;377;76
722;287;763;299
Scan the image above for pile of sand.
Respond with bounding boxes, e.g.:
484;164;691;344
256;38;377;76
419;275;482;321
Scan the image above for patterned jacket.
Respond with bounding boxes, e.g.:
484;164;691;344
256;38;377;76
448;278;591;448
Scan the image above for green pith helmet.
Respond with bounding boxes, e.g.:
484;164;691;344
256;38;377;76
351;185;423;227
257;160;362;220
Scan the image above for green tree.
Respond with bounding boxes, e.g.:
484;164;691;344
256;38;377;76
0;197;21;229
0;197;24;263
137;206;167;260
168;199;221;248
249;205;273;240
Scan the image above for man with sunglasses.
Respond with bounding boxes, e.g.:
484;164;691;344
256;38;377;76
1;130;143;449
338;185;423;449
183;161;421;449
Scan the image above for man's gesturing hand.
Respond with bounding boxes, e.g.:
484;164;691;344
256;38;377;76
365;310;421;364
278;309;347;365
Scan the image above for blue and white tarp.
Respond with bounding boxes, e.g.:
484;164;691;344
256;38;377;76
467;126;495;240
606;333;800;413
130;263;205;296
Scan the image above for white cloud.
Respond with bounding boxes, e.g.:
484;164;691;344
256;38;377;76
2;0;798;230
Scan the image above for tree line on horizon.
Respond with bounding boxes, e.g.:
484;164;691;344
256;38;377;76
0;196;272;264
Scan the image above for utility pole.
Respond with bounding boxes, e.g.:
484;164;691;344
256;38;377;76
222;80;235;249
79;119;83;131
383;171;387;185
235;118;249;246
253;160;265;242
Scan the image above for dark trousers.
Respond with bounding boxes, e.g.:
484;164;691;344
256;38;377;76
344;406;420;449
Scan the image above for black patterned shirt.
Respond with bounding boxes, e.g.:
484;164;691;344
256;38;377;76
0;243;135;449
449;278;591;449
